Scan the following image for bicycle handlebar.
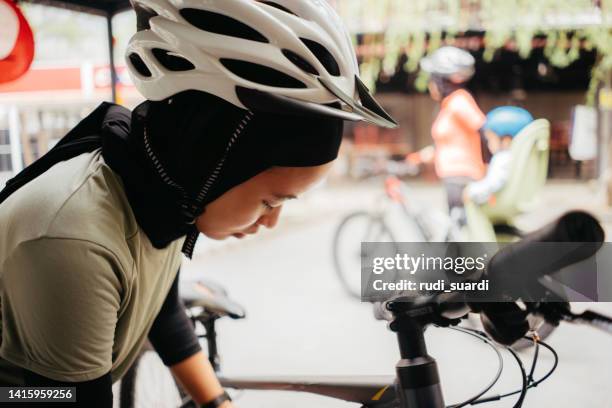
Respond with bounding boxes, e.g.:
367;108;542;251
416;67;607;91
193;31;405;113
564;309;612;334
385;212;607;345
486;211;604;282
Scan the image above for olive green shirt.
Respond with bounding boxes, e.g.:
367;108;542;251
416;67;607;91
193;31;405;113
0;150;183;384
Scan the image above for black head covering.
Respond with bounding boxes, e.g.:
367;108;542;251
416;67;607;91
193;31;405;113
139;90;342;204
117;90;343;255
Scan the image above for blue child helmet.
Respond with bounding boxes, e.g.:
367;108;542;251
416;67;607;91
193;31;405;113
484;106;534;138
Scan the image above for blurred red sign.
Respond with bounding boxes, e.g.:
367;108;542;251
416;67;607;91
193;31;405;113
0;0;34;84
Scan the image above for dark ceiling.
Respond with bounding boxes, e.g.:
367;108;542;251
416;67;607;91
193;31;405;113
20;0;131;16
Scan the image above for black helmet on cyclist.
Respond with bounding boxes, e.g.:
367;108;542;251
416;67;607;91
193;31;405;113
420;46;476;84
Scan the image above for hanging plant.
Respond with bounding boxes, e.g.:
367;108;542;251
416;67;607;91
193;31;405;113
335;0;612;105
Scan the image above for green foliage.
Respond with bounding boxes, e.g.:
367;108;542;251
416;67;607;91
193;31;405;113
337;0;612;103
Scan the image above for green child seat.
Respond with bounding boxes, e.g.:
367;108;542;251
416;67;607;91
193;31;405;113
466;119;551;241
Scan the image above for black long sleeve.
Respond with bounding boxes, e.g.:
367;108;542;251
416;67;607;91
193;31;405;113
148;270;202;366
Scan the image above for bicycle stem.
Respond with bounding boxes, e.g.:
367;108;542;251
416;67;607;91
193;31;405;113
388;301;450;408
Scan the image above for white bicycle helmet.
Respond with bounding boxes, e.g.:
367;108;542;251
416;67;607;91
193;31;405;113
420;46;476;84
126;0;397;128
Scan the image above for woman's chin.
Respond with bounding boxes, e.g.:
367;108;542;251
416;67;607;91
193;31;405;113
201;231;232;241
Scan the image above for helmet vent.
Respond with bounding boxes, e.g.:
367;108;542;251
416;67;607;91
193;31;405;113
257;1;297;16
300;38;340;77
220;59;306;89
282;49;319;76
180;8;269;43
152;48;195;72
128;53;152;77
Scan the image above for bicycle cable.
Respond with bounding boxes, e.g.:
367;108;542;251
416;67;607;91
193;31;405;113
506;345;528;407
526;336;540;383
469;334;559;406
444;326;504;408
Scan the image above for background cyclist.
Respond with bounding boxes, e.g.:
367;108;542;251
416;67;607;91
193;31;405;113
408;46;486;224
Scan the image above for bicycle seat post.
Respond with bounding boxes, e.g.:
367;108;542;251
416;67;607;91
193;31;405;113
388;300;446;408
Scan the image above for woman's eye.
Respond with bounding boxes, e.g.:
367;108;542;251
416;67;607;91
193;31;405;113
262;201;275;210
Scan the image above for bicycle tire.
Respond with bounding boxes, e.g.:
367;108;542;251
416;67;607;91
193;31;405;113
333;212;398;299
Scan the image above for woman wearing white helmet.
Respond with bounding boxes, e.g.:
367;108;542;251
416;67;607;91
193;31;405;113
0;1;396;407
127;0;397;128
408;46;486;223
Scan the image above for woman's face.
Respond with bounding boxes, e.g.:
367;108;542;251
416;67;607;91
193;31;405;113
196;163;333;240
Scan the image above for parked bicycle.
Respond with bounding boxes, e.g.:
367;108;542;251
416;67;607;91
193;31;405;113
333;161;462;300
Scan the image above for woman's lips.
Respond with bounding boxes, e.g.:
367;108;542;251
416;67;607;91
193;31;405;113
233;233;246;239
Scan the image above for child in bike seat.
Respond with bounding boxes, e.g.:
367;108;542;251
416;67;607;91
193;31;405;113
464;106;534;205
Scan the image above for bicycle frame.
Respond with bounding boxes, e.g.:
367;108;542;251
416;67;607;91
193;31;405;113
382;175;459;243
219;375;397;407
185;277;612;408
190;295;464;408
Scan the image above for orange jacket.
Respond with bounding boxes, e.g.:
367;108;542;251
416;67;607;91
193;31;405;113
431;89;486;180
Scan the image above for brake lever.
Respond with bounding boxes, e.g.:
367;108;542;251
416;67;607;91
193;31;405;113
562;310;612;335
528;302;612;335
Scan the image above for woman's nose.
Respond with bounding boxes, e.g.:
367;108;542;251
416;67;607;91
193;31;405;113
259;206;282;229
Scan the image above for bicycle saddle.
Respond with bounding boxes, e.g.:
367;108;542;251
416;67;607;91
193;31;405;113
180;279;246;320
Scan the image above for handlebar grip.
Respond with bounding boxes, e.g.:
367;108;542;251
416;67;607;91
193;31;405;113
487;211;604;281
573;310;612;334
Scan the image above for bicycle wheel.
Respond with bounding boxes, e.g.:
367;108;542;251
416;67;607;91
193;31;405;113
119;344;186;408
333;212;398;299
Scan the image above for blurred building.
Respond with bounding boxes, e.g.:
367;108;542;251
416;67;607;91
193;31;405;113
0;4;138;186
337;0;610;181
0;1;609;184
0;62;143;185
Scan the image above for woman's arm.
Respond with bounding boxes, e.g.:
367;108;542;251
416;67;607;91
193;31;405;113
170;352;231;407
149;272;232;407
465;151;513;204
148;272;202;366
